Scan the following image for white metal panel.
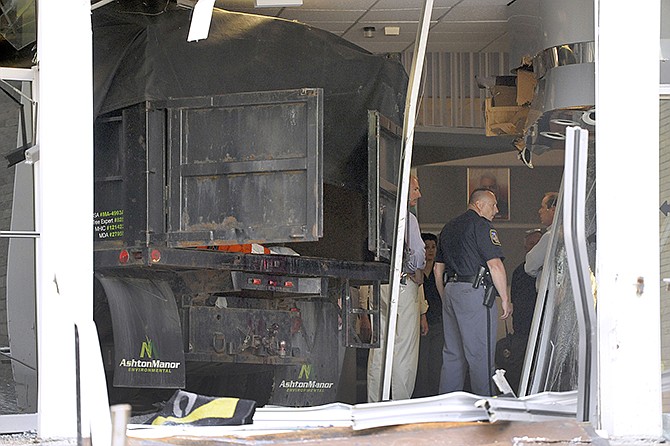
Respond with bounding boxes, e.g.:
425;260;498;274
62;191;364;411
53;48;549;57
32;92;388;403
596;0;662;439
36;0;109;442
381;0;433;402
0;413;37;433
0;68;34;81
6;162;37;415
660;99;670;413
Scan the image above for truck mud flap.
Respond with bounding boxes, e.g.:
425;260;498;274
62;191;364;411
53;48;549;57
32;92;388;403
270;300;342;407
96;275;185;389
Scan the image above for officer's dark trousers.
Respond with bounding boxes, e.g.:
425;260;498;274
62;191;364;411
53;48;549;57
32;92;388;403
439;282;498;396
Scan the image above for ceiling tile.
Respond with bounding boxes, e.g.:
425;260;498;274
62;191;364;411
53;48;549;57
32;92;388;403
215;0;255;8
344;24;420;40
217;0;378;8
215;2;282;16
279;9;367;22
460;0;511;4
428;31;502;43
373;0;422;8
433;0;463;6
442;4;507;21
431;21;506;33
307;22;352;34
353;40;415;54
215;0;515;55
301;0;378;8
359;7;450;23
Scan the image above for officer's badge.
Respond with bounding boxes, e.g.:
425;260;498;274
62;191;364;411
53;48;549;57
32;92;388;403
490;229;501;246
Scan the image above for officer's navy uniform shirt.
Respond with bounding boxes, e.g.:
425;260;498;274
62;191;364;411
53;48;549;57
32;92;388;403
436;209;504;276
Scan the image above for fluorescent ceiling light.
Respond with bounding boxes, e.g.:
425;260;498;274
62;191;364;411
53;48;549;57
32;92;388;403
254;0;303;7
384;26;400;36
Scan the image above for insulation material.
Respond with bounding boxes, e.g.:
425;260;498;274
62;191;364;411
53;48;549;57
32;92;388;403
516;69;537;106
484;98;529;136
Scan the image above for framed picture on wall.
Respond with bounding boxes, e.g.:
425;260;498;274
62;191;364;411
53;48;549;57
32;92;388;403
467;167;510;220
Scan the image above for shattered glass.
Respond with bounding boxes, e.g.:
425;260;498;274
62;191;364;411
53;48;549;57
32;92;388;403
528;131;596;395
0;0;35;50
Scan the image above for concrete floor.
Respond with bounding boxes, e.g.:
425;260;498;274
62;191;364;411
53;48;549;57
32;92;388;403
0;354;666;446
0;359;18;416
124;420;605;446
0;423;667;446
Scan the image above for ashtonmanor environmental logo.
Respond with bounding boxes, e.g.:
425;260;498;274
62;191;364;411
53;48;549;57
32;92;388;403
277;364;334;392
118;336;181;373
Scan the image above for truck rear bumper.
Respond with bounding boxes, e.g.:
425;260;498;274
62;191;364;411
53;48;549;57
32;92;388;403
95;247;389;283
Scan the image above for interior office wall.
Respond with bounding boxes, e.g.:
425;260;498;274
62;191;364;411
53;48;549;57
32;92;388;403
416;163;564;286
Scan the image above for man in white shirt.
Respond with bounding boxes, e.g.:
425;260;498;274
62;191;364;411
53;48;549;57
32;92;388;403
524;192;558;289
367;175;426;402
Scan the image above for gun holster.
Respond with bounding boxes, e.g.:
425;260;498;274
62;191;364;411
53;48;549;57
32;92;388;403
483;283;497;308
472;266;486;289
474;266;496;308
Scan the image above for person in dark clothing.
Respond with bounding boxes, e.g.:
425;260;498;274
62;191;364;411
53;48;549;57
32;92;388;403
501;229;542;394
412;233;443;398
435;188;512;396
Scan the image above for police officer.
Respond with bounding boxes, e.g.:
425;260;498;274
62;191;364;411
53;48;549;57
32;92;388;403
434;188;512;396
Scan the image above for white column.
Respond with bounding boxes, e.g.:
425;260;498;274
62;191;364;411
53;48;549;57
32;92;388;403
596;0;662;439
36;0;94;438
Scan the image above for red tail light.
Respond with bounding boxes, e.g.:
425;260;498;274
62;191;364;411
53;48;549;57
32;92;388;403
150;249;161;263
119;250;129;264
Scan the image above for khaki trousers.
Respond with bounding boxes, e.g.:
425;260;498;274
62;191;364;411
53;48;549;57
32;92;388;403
367;280;420;402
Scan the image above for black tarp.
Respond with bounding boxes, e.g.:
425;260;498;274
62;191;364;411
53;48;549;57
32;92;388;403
92;3;408;191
